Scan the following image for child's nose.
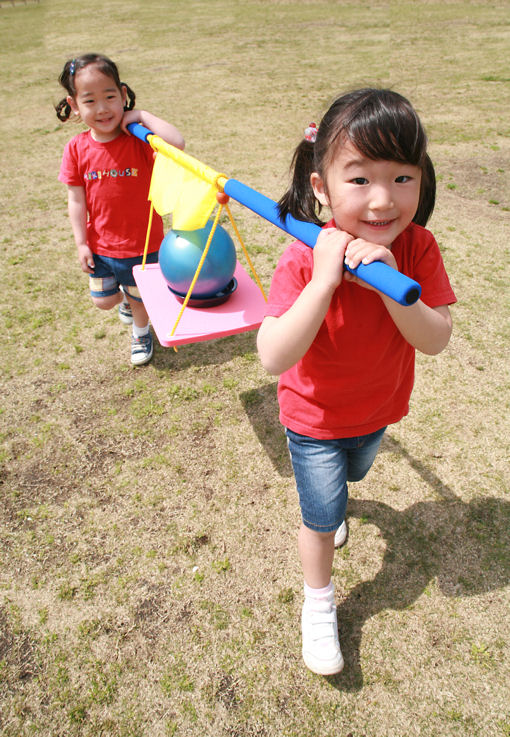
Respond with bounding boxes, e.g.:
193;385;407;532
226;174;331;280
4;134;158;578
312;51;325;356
369;185;394;210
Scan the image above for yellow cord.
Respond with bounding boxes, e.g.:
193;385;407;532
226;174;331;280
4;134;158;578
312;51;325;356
141;201;154;270
225;203;267;302
168;204;224;339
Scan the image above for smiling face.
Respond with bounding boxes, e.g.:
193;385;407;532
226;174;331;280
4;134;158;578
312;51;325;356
67;64;127;142
311;139;422;247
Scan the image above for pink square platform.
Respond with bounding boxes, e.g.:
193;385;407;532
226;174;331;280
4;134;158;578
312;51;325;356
133;262;267;348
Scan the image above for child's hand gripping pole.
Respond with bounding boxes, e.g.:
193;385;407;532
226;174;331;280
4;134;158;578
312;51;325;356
127;124;421;306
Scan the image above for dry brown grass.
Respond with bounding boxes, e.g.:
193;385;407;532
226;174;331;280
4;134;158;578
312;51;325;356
0;1;509;735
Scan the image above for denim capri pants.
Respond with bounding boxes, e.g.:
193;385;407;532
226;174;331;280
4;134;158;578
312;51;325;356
286;426;386;533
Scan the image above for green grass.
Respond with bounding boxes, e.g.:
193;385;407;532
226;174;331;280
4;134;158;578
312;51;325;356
0;0;509;736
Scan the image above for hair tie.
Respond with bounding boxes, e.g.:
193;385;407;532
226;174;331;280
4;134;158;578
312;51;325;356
69;59;76;76
304;122;318;143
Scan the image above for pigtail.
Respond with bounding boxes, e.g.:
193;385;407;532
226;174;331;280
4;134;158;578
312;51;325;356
122;83;136;111
413;153;436;227
278;139;324;226
55;98;72;121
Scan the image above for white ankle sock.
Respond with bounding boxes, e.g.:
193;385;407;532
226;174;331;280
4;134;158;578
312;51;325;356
132;323;149;338
304;580;334;602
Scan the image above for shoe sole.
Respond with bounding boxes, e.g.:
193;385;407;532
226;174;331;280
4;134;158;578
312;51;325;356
303;650;344;676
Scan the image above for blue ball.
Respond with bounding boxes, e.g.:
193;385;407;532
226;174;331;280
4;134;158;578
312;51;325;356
159;221;236;298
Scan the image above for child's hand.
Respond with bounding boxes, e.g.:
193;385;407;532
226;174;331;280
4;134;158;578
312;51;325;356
120;109;140;134
311;227;354;292
77;244;95;274
343;238;398;291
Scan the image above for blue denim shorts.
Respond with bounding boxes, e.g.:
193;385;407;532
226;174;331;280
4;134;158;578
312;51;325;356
286;426;386;533
89;251;159;302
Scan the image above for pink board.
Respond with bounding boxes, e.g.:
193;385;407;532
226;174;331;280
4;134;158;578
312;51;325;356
133;262;267;347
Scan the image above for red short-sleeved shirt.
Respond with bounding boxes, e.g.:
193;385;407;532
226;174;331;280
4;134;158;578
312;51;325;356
59;130;163;258
265;221;457;439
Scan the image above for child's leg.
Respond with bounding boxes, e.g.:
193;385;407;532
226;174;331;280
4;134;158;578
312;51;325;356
121;287;153;366
124;292;150;329
300;525;343;675
298;524;336;589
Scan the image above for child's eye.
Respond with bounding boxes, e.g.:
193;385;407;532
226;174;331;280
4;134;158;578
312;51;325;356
351;177;368;185
395;175;412;183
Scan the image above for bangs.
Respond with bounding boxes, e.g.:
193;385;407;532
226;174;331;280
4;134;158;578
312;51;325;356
329;90;427;167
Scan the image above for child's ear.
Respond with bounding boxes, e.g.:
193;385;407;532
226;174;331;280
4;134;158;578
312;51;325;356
310;172;329;206
66;95;79;115
121;84;128;106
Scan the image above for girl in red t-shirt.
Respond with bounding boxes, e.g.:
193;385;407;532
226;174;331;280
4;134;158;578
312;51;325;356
56;53;185;365
257;89;456;676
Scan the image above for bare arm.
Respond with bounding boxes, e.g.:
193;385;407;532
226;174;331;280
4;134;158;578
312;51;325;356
67;185;94;273
257;228;352;375
121;109;185;150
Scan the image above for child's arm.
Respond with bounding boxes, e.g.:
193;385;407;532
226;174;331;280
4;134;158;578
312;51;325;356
344;239;452;355
67;185;95;274
257;228;352;375
121;109;185;150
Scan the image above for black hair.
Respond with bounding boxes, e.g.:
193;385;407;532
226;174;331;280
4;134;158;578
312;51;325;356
278;88;435;228
55;53;136;122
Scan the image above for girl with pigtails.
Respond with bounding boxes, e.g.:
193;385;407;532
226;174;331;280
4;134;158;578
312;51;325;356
56;53;185;365
257;88;456;675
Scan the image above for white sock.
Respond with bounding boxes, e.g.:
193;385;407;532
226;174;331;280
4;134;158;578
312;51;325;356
132;323;149;338
304;580;334;602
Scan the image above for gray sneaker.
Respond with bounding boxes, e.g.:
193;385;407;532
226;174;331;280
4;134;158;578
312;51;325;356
131;332;153;365
118;301;133;325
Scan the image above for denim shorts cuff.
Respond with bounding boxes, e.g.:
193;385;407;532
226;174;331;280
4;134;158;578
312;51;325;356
90;287;119;298
302;517;341;534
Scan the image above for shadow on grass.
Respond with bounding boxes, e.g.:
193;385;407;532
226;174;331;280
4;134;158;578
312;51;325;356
329;435;510;692
152;330;260;372
240;381;293;477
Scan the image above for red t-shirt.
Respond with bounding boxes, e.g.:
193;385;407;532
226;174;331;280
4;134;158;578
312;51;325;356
265;221;457;439
59;130;163;258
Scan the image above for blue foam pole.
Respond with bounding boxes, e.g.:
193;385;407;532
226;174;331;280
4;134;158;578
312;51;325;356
127;122;153;142
128;123;421;306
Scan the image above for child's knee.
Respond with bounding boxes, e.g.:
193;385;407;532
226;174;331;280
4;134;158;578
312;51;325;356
91;293;120;310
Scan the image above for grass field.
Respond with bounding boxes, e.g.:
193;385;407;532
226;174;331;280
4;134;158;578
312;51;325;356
1;0;509;735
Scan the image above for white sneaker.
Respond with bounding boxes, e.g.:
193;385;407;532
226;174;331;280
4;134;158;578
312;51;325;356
301;598;344;675
334;520;348;548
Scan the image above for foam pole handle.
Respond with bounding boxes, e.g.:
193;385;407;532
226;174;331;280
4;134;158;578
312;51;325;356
127;122;153;142
224;179;421;306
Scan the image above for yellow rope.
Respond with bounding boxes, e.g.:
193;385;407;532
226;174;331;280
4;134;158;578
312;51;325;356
141;201;155;270
168;204;224;339
224;203;267;302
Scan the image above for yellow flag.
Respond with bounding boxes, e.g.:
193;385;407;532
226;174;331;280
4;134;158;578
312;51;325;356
148;151;218;231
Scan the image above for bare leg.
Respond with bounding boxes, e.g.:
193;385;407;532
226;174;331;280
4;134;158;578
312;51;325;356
125;294;149;329
298;523;336;588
